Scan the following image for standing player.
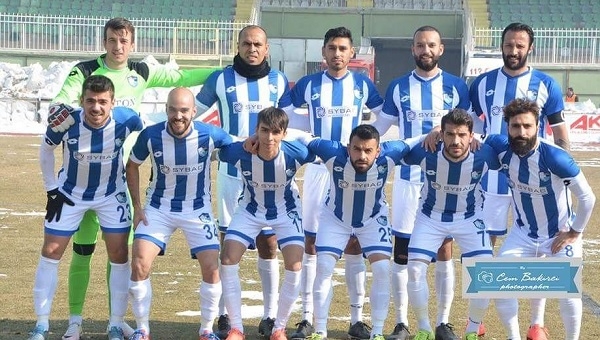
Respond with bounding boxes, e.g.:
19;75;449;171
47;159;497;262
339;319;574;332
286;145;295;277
406;109;499;340
469;22;570;340
28;75;143;340
280;26;384;340
49;17;219;340
485;98;595;340
371;25;471;340
295;124;421;340
195;25;289;339
218;107;315;340
125;88;233;340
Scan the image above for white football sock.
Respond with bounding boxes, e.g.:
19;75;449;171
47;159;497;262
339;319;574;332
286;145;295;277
344;254;366;324
529;298;546;326
220;263;243;331
407;260;431;331
258;257;279;319
199;281;221;332
108;261;130;327
274;269;301;329
434;259;454;325
495;298;520;340
129;278;152;333
300;253;316;322
560;298;582;340
391;261;409;326
369;260;390;336
313;253;337;336
33;256;59;331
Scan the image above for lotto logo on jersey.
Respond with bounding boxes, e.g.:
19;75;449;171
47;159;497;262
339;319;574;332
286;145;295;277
400;95;410;102
232;101;267;114
406;110;445;121
315;106;357;118
73;151;119;163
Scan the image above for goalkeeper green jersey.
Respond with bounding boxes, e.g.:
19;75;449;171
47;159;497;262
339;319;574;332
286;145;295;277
53;54;218;112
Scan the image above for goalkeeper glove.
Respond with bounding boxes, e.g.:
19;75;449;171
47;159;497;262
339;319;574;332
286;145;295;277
47;103;76;133
45;188;75;223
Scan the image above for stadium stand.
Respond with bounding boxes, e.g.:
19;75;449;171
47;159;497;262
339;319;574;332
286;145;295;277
1;0;237;21
487;0;599;28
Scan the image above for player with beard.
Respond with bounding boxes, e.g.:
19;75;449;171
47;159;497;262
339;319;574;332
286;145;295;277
469;22;569;340
195;25;290;339
405;109;500;340
291;124;423;340
484;99;594;340
125;88;234;340
371;25;471;340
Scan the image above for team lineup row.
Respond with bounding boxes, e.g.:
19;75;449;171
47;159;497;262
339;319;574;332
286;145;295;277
27;17;594;340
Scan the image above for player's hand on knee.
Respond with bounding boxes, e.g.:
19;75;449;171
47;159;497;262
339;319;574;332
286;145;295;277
45;188;75;222
47;103;76;133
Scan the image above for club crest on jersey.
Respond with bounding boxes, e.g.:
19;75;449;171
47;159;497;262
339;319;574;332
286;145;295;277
127;76;138;87
67;138;78;145
431;182;442;190
491;105;503;116
338;179;349;188
526;90;537;101
269;84;278;93
354;89;363;99
400;95;410;102
198;213;212;223
316;107;326;118
115;192;128;204
226;86;236;93
115;138;123;147
73;152;85;161
376;215;388;226
507;179;515;188
443;93;453;104
159;164;171;174
377;164;387;174
287;210;300;220
197;147;207;157
333;166;344;172
232;102;243;113
248;180;259;187
473;219;486;230
153;151;163;158
285;168;296;177
311;93;320;101
471;171;481;179
539;172;550;182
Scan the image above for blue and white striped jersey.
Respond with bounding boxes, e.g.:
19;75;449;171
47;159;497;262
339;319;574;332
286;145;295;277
306;139;409;227
43;107;143;201
130;121;234;213
403;143;501;222
485;134;588;239
378;70;470;182
470;67;564;194
218;140;315;220
280;70;383;144
195;66;289;176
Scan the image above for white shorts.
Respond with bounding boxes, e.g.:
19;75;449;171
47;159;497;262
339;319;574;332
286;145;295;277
497;223;583;259
391;177;422;237
216;171;244;231
408;212;493;261
225;209;305;249
301;163;329;236
134;206;220;258
45;190;131;237
482;191;512;236
315;208;392;258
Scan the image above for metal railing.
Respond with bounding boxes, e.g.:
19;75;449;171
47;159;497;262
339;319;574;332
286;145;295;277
473;27;600;65
0;13;253;57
